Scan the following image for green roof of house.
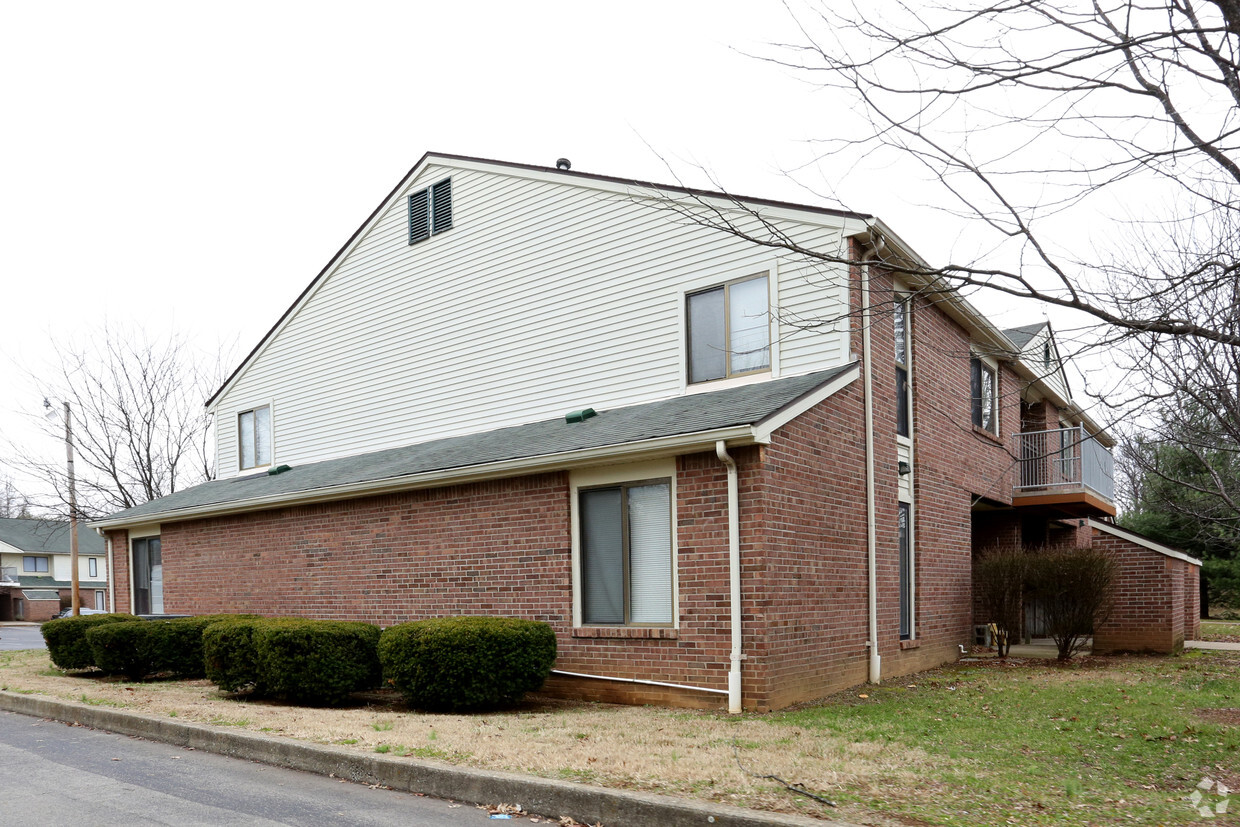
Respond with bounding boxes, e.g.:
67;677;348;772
0;519;105;555
1002;323;1047;351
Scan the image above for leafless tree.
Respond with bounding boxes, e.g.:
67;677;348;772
741;0;1240;347
7;329;218;520
0;475;32;519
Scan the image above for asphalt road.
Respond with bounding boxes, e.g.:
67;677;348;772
0;710;502;826
0;625;46;651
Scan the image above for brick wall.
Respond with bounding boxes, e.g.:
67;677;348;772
1091;527;1194;653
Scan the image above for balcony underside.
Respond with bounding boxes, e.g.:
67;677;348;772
1011;487;1117;518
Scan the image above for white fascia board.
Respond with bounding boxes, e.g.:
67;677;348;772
88;425;757;530
1086;519;1202;566
0;540;25;555
752;363;861;443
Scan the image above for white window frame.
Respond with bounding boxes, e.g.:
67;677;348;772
894;290;912;442
898;501;915;641
971;354;999;436
570;459;678;628
237;403;274;471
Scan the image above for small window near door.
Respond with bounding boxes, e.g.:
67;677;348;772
238;405;272;470
94;590;106;611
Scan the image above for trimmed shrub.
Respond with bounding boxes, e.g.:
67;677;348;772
203;617;264;693
86;620;155;678
974;541;1030;657
251;619;381;706
41;613;139;670
84;614;259;680
1027;545;1117;660
379;616;556;712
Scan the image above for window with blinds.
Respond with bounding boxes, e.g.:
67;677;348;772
408;177;453;245
686;273;770;384
580;480;673;626
238;405;272;470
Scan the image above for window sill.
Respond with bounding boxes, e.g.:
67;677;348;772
899;638;920;650
573;627;679;640
972;425;1003;445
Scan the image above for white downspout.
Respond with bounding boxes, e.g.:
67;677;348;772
862;235;886;685
716;440;743;714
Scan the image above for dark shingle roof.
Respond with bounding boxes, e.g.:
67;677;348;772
99;365;854;526
16;576;108;590
0;519;105;555
1003;323;1047;351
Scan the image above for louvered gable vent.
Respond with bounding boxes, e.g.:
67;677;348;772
408;176;452;246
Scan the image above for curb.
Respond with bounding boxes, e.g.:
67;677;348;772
0;690;855;827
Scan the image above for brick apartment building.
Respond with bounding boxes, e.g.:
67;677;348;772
90;154;1198;711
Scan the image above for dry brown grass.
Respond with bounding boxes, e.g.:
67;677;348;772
0;649;918;824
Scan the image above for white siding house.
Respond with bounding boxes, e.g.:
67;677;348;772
209;155;863;477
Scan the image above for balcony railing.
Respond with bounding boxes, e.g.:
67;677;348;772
0;566;18;585
1015;425;1115;503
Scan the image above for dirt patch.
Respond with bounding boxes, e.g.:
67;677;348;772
1197;707;1240;727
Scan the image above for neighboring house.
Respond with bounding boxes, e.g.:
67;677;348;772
90;153;1198;711
0;518;109;621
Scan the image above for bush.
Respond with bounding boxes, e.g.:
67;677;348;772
379;616;556;712
85;620;155;678
84;614;259;680
41;613;139;670
203;617;265;693
1027;546;1116;660
251;619;381;706
974;542;1029;657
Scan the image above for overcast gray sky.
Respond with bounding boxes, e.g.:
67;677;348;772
0;0;1060;498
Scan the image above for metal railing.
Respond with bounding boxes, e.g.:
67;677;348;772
1015;425;1115;502
0;566;18;585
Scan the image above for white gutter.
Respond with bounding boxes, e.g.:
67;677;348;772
89;425;757;531
551;669;728;696
715;440;743;714
105;532;114;613
862;237;885;685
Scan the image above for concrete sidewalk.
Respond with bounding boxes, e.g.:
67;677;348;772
0;690;854;827
1186;640;1240;651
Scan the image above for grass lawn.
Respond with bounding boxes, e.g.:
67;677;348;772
1201;619;1240;643
1;647;1237;825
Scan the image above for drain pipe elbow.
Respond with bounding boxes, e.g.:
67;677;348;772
716;440;743;714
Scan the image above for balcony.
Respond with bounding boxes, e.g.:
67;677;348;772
0;566;18;586
1013;426;1116;516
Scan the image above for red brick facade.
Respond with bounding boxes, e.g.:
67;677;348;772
101;261;1199;709
1091;525;1200;653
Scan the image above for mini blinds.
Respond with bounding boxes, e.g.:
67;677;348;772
686;274;770;384
580;480;673;625
898;503;913;639
408;177;453;245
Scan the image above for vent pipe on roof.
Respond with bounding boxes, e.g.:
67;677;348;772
556;158;572;170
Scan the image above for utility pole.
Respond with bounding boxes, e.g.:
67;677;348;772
65;401;80;616
46;398;80;616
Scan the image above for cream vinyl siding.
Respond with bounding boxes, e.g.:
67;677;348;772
214;164;853;475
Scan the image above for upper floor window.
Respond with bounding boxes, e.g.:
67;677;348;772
579;479;673;626
408;177;453;245
894;294;911;437
23;556;48;573
970;356;998;434
238;405;272;470
88;557;98;578
686;274;770;384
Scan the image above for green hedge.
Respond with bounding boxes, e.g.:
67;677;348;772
250;619;381;706
41;613;139;670
202;617;264;693
84;614;259;680
379;616;556;712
